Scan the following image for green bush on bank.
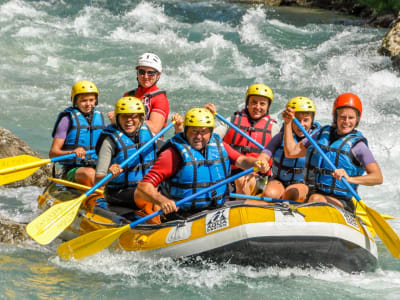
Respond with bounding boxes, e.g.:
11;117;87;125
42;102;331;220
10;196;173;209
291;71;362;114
358;0;400;15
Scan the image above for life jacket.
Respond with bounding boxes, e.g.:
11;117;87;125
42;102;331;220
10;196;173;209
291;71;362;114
124;88;167;121
272;122;320;186
52;107;106;166
305;125;367;198
223;109;276;171
164;132;231;211
97;124;157;191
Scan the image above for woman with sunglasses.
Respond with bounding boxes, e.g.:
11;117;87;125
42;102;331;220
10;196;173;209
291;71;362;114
108;53;169;134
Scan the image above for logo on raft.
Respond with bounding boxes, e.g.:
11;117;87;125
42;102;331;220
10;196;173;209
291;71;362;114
205;208;230;234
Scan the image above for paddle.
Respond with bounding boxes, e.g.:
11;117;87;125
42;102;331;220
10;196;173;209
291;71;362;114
292;117;400;258
26;122;174;245
230;193;299;204
0;150;95;185
48;178;104;194
214;113;264;149
57;167;255;260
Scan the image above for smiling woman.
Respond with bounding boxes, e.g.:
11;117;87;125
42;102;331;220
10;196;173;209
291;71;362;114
94;96;158;213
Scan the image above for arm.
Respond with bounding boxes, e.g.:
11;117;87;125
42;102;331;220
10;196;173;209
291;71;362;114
234;155;258;170
223;142;260;171
282;108;307;158
146;111;166;134
333;162;383;186
146;93;169;134
95;137;121;188
135;148;180;214
332;142;383;186
135;182;178;214
50;116;86;159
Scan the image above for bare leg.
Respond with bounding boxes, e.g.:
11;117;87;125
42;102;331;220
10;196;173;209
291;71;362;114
235;174;257;195
283;183;309;202
74;167;96;186
308;193;344;209
262;180;285;199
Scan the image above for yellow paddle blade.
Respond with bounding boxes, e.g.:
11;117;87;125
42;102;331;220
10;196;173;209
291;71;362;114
48;178;104;194
57;225;130;260
0;155;51;185
0;166;40;185
356;210;398;221
0;155;49;174
360;200;400;258
26;194;87;245
0;155;41;172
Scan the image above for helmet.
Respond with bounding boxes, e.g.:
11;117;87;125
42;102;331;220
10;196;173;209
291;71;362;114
71;80;99;105
245;84;273;104
332;93;362;122
136;53;162;73
286;97;316;113
115;97;145;115
184;108;215;128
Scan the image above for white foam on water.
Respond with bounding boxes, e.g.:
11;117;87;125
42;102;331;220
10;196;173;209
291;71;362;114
0;0;44;21
0;186;42;223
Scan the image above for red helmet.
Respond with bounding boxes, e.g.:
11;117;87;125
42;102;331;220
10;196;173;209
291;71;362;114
332;93;362;123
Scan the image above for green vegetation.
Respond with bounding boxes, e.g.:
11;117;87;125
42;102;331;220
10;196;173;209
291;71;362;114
358;0;400;15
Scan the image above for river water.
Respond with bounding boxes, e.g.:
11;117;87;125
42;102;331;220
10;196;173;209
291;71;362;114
1;0;400;299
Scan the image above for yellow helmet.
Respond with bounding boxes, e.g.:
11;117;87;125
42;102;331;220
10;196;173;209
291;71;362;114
71;80;99;105
286;97;316;113
115;97;145;115
184;108;215;128
245;83;273;104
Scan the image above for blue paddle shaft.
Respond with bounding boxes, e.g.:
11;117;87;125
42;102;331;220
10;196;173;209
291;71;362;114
128;167;255;229
84;122;174;197
215;113;264;150
292;117;361;201
50;149;96;163
230;193;299;204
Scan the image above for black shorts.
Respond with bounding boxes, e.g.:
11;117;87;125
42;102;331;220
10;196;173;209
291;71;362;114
105;187;139;210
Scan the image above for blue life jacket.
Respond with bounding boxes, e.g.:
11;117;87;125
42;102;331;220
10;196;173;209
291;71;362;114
272;122;320;186
98;124;156;190
305;125;367;198
164;132;231;211
52;107;106;166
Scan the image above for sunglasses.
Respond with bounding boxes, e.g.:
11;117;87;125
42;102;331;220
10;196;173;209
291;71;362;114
137;69;158;76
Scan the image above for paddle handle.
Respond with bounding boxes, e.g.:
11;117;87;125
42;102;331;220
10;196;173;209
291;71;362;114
0;150;96;175
215;113;264;150
50;149;96;163
128;167;255;229
230;193;299;204
292;118;361;201
84;122;174;197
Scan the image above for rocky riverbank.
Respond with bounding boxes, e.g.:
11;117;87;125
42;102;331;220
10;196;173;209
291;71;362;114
379;12;400;72
0;127;53;188
229;0;397;27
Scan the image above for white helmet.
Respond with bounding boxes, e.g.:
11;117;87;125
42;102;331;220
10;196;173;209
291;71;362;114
136;53;162;73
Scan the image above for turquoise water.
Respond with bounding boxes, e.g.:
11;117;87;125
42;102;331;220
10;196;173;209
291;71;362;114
1;0;400;299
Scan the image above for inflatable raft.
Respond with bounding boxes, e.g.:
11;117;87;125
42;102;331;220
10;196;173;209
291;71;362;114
37;182;378;272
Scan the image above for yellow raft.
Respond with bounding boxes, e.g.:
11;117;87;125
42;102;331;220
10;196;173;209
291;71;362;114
37;182;378;272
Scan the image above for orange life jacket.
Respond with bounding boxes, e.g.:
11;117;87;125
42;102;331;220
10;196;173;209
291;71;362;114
223;110;276;171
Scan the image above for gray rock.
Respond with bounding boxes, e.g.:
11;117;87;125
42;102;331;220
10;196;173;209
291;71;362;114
379;12;400;72
0;216;29;244
0;127;54;188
